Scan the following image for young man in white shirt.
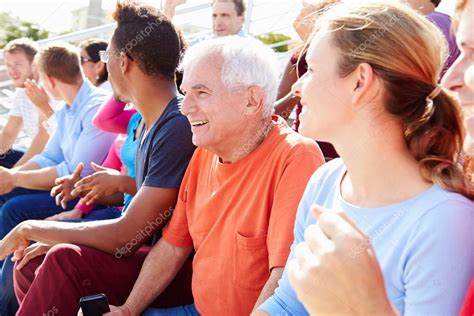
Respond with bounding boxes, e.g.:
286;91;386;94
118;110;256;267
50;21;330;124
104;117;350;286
0;38;51;168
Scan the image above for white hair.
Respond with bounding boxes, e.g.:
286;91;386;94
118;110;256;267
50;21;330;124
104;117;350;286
179;36;279;118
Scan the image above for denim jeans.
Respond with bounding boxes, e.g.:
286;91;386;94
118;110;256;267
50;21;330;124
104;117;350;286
0;188;80;316
0;149;24;169
142;304;199;316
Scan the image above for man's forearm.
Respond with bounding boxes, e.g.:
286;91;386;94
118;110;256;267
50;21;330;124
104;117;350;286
123;238;192;314
253;267;284;311
13;166;58;190
14;128;49;167
18;218;126;254
0;133;16;155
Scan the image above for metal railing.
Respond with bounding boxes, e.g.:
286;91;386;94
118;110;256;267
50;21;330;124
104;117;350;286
0;1;300;91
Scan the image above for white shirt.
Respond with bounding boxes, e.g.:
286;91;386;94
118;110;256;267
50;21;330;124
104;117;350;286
8;88;39;139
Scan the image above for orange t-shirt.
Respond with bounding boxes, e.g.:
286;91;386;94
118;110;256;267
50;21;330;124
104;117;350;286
163;116;324;315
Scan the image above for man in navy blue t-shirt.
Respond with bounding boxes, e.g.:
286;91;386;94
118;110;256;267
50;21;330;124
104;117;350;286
0;3;196;314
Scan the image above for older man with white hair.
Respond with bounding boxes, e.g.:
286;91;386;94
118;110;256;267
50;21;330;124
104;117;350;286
105;36;324;315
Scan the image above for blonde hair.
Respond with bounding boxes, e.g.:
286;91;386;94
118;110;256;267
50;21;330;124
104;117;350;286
315;1;473;198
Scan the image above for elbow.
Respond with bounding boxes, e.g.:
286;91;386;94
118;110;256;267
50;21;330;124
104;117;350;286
91;117;109;132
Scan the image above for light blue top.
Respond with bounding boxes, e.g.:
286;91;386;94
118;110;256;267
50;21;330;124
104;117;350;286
31;80;115;177
120;111;141;211
260;158;474;315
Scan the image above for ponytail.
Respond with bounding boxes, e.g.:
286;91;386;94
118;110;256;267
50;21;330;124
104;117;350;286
405;88;473;199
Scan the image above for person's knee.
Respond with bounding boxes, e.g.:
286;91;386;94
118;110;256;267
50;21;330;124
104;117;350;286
43;244;82;267
13;255;45;304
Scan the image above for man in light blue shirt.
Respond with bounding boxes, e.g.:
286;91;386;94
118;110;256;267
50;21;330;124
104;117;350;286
0;42;114;315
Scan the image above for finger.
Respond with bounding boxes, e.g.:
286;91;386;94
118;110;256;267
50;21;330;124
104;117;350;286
91;162;106;172
304;224;333;254
75;176;93;188
287;258;304;291
55;192;63;206
50;185;60;197
294;242;318;269
61;197;68;210
9;240;28;262
16;247;46;270
312;205;365;237
82;190;97;205
54;176;65;185
71;183;94;196
12;247;25;262
73;163;84;179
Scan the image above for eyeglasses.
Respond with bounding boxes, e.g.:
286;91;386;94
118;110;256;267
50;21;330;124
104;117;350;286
80;56;94;64
99;50;134;63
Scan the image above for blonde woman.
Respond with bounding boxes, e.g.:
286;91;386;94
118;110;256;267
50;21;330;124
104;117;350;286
255;1;474;315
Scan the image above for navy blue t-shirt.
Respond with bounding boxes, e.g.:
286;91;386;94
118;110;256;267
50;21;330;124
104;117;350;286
135;95;195;190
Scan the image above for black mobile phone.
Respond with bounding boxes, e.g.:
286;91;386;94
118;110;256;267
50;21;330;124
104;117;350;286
79;294;111;316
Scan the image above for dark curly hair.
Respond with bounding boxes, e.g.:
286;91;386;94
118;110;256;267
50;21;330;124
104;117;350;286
431;0;441;7
112;0;185;80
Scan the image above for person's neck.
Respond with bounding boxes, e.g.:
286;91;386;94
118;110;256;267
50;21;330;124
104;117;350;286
419;3;436;15
216;116;274;164
131;79;177;130
62;79;84;106
335;120;431;208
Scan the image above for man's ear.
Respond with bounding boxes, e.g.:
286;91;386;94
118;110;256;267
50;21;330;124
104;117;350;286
351;62;375;106
243;86;266;116
46;74;56;89
120;52;131;76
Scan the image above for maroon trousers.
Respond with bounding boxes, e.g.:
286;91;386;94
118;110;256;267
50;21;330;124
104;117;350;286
13;244;193;316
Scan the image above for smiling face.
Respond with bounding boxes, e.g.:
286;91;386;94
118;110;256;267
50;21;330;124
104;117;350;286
442;0;474;117
180;54;250;153
291;32;353;143
212;1;244;37
4;51;36;88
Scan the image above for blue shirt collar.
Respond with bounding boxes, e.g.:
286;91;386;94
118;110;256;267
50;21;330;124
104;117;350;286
65;79;94;114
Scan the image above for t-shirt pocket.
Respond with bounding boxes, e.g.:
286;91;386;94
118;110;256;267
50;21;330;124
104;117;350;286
233;232;269;291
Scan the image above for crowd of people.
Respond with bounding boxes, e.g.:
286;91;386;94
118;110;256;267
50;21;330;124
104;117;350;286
0;0;472;315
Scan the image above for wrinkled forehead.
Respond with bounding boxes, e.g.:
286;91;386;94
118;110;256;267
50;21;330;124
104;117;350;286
181;54;224;88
